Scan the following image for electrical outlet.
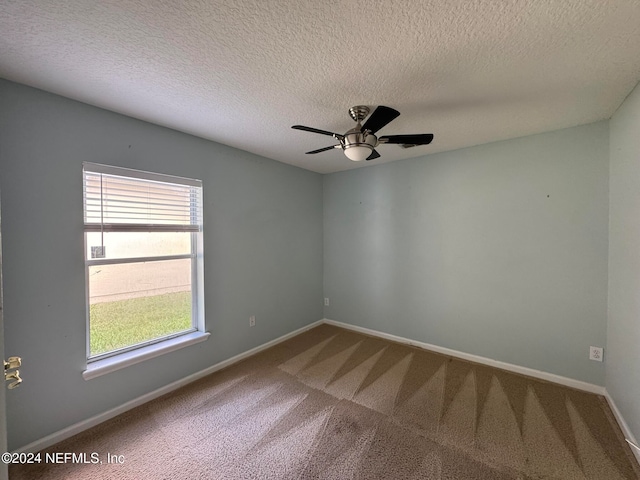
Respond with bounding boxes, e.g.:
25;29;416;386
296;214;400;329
589;346;603;362
324;298;330;306
249;315;255;327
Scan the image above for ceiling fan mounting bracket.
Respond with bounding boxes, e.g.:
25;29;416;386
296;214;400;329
349;106;370;123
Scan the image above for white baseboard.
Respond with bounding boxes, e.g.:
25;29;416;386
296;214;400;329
604;392;640;464
15;319;324;454
322;319;606;395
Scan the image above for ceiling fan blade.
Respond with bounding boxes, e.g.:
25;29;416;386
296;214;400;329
366;149;381;161
305;145;341;154
361;106;400;134
379;134;434;145
292;125;342;138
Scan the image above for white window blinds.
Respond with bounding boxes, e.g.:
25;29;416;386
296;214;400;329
83;163;203;232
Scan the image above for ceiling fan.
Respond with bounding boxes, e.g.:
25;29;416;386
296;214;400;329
292;105;434;162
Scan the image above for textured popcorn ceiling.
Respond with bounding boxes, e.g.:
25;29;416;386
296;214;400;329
1;1;640;173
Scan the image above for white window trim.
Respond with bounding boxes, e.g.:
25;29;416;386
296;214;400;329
82;163;207;377
83;331;210;380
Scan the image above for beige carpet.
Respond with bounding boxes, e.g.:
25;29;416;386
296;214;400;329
11;324;640;479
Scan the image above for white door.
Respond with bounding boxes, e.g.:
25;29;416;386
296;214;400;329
0;196;8;480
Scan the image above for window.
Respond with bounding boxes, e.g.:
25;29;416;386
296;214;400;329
83;163;205;367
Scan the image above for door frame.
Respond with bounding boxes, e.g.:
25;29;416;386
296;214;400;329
0;193;9;480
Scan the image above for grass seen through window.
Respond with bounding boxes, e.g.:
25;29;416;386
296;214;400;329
89;291;192;356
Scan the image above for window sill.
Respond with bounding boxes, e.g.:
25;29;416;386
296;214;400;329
83;331;210;380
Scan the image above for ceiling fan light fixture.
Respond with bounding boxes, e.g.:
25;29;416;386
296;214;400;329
343;131;377;161
344;144;373;161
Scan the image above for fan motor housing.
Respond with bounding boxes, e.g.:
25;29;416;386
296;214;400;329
342;129;377;161
343;130;377;149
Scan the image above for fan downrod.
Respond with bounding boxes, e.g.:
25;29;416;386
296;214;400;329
349;106;370;123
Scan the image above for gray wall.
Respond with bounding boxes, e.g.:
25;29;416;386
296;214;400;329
324;122;610;385
0;79;324;450
608;80;640;440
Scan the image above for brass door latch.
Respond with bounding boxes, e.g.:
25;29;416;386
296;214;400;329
4;356;22;389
